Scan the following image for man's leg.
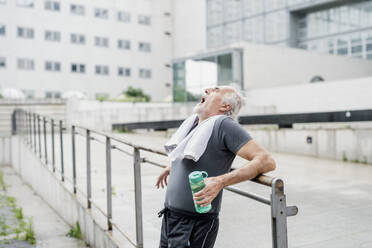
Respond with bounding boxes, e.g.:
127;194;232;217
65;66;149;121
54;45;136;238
159;211;195;248
189;217;219;248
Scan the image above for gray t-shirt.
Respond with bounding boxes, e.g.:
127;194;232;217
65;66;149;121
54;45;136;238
165;116;252;214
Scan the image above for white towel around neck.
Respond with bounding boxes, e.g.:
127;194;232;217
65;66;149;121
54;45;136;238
164;114;226;162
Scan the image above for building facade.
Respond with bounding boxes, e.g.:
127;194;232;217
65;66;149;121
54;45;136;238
0;0;172;101
206;0;372;60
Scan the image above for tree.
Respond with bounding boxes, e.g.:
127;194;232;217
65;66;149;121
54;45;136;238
122;86;151;102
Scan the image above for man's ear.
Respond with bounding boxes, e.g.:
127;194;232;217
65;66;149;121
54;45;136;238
220;104;231;113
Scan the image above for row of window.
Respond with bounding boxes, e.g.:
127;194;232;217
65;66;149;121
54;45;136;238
0;25;151;52
0;58;152;78
0;0;152;25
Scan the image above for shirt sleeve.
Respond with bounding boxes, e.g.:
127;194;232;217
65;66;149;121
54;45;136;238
219;117;252;154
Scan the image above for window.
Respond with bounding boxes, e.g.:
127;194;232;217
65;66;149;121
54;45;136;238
45;30;60;42
71;33;85;44
138;15;151;25
95;36;109;47
138;42;151;52
17;27;34;39
0;25;5;36
45;0;60;11
95;8;108;19
17;58;34;70
118;67;131;77
71;63;85;73
45;61;61;72
118;11;130;22
17;0;34;8
45;91;61;99
139;68;151;79
118;39;130;50
0;57;5;68
70;4;85;15
95;65;109;75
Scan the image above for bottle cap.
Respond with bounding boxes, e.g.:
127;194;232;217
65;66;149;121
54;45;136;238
189;171;208;184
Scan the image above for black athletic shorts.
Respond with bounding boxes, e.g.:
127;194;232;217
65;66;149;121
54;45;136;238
158;206;219;248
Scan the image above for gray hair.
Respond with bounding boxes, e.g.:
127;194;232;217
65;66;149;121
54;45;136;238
221;84;244;119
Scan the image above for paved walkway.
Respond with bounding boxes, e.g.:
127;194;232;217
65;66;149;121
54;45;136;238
0;166;86;248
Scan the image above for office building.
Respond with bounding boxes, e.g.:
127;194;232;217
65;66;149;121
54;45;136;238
0;0;172;101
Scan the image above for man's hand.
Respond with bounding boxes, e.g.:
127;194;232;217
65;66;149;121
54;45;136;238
156;166;170;189
193;177;224;207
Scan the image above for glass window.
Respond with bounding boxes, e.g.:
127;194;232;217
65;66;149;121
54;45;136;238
207;0;223;26
71;63;85;73
17;58;34;70
265;11;287;43
70;4;85;15
207;26;223;48
95;8;108;19
0;25;5;36
138;42;151;52
45;0;60;11
139;68;152;78
118;11;130;22
95;36;109;47
223;21;241;45
118;67;131;77
242;0;263;17
138;15;151;25
45;61;61;72
264;0;285;12
71;33;85;44
243;16;264;43
17;27;34;39
17;0;34;8
45;30;60;41
95;65;109;75
223;0;242;22
118;39;130;50
0;57;5;68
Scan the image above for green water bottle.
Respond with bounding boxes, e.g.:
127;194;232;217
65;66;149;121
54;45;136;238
189;171;212;213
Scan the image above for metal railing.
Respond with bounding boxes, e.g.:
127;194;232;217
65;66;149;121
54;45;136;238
12;109;298;248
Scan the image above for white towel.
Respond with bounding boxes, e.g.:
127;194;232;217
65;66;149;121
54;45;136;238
165;114;226;162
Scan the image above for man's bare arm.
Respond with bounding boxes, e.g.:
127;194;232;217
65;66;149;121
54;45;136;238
194;140;276;207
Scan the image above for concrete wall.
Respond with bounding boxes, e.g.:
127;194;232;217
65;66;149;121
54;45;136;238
9;136;126;248
0;99;66;134
245;76;372;113
246;124;372;164
0;135;11;165
66;98;275;131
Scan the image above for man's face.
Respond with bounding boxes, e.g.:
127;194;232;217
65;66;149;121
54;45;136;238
194;86;234;120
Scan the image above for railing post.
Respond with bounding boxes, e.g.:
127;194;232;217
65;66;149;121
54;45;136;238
133;147;144;248
86;129;92;209
271;178;288;248
59;120;64;182
11;111;16;135
71;125;77;194
28;113;32;146
37;115;41;158
105;136;113;231
51;119;55;172
33;114;36;152
43;117;48;164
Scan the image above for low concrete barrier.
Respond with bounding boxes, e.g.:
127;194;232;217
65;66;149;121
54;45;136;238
10;135;121;248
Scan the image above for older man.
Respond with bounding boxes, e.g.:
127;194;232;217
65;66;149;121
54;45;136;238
156;86;276;248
